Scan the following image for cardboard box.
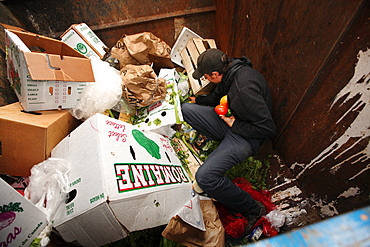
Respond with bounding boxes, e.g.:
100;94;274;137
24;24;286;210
51;113;192;247
0;102;81;177
61;23;108;59
0;177;48;247
180;38;217;95
3;24;95;111
135;68;184;137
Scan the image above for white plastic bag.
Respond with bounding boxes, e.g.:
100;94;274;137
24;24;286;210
71;58;123;120
266;209;286;230
177;72;190;97
25;158;71;246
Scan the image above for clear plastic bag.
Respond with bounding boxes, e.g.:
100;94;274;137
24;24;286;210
70;58;123;120
111;96;137;122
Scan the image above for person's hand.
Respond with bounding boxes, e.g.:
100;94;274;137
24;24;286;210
219;115;235;127
188;96;196;103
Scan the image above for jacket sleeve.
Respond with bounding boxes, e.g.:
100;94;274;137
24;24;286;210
195;85;222;106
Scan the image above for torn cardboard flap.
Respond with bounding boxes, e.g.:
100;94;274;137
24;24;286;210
24;52;95;82
0;23;29;33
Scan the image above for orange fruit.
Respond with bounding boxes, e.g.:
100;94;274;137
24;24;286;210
220;95;228;107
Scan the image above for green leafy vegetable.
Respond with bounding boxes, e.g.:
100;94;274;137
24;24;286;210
225;156;271;190
153;118;162;126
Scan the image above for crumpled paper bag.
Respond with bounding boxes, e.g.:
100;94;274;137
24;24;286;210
123;32;173;68
134;68;184;137
121;64;166;107
162;195;225;247
109;37;141;69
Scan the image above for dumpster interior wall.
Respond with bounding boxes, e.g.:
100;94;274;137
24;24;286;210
0;0;369;233
215;0;370;219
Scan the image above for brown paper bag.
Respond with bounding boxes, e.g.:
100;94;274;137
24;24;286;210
162;200;225;247
109;37;141;69
121;64;166;107
123;32;174;68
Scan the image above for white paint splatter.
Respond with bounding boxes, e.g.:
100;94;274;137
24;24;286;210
278;203;291;209
271;185;303;203
349;162;370;180
270;178;296;191
310;196;339;217
338;187;361;198
320;203;339;217
280;206;307;226
290;162;305;170
295;49;370;179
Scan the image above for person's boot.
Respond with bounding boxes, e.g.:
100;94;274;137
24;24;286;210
244;200;266;235
225;201;266;246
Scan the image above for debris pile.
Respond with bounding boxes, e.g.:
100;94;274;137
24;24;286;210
0;24;285;247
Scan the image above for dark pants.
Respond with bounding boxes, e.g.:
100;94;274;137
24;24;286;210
182;103;260;216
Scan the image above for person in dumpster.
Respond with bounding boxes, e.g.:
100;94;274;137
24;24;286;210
181;48;276;236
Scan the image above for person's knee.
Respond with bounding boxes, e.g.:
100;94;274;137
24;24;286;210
195;168;216;192
181;102;192;115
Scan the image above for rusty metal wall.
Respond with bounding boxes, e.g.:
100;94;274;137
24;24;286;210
2;0;215;48
215;0;369;219
0;4;19;106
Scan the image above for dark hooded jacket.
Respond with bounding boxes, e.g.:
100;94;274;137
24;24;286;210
195;57;276;143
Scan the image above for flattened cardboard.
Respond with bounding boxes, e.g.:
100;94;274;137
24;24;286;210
0;102;81;177
3;24;95;111
0;178;47;247
51;114;192;247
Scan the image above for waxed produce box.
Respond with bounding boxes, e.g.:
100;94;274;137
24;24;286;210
3;24;95;111
60;23;108;59
51;113;192;247
0;178;47;247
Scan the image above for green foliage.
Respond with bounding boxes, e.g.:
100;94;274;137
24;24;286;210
225;156;271;191
130;107;149;125
170;138;194;181
103;226;169;247
159;237;185;247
